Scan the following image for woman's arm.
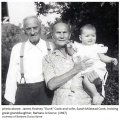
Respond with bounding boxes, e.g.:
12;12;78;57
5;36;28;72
48;66;78;90
47;58;93;90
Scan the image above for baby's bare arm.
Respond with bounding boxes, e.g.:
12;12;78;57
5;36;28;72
98;53;118;65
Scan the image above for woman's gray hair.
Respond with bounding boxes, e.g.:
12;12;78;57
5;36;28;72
52;21;72;33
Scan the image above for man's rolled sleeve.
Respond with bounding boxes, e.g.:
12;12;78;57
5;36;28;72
4;45;20;104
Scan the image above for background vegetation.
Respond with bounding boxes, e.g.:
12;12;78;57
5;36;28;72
2;2;119;105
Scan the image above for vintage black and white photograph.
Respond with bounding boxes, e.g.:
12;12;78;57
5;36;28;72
1;2;119;106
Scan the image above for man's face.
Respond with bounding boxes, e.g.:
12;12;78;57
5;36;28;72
79;28;96;45
24;18;41;45
52;23;71;47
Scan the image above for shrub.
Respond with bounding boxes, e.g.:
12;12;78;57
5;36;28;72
2;23;26;83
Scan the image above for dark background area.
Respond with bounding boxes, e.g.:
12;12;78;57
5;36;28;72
1;2;119;105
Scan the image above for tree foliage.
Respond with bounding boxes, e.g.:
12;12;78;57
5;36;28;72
2;23;26;82
36;2;118;55
61;2;118;47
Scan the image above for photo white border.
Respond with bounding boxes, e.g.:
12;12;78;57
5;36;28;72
0;0;119;120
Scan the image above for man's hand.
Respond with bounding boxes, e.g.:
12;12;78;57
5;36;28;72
3;98;14;105
9;102;14;105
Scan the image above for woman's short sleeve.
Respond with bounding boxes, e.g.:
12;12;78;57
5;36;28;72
96;44;108;54
42;55;56;85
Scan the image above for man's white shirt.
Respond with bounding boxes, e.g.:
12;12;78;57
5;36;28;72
4;39;49;104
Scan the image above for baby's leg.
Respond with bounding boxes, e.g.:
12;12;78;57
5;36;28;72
83;75;104;105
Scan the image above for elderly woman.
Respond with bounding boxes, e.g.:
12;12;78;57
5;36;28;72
42;22;98;105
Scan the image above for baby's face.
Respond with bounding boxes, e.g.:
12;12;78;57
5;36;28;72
79;28;96;45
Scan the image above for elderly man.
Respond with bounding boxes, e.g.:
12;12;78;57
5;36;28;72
4;16;53;105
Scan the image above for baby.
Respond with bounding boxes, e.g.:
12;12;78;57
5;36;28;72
67;24;118;105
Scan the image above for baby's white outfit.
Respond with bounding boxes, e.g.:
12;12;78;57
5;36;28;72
73;42;108;80
72;42;108;96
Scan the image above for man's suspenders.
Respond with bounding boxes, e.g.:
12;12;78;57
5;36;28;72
19;41;52;83
45;41;52;53
20;42;26;83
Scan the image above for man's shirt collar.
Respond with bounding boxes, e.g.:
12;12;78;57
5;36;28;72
25;38;47;53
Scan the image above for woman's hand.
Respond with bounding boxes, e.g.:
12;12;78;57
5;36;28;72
73;57;93;73
84;71;99;83
66;41;77;56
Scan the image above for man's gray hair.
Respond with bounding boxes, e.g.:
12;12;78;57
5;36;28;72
23;16;41;28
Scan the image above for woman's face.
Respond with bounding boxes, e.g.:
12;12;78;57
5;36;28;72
52;23;71;47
